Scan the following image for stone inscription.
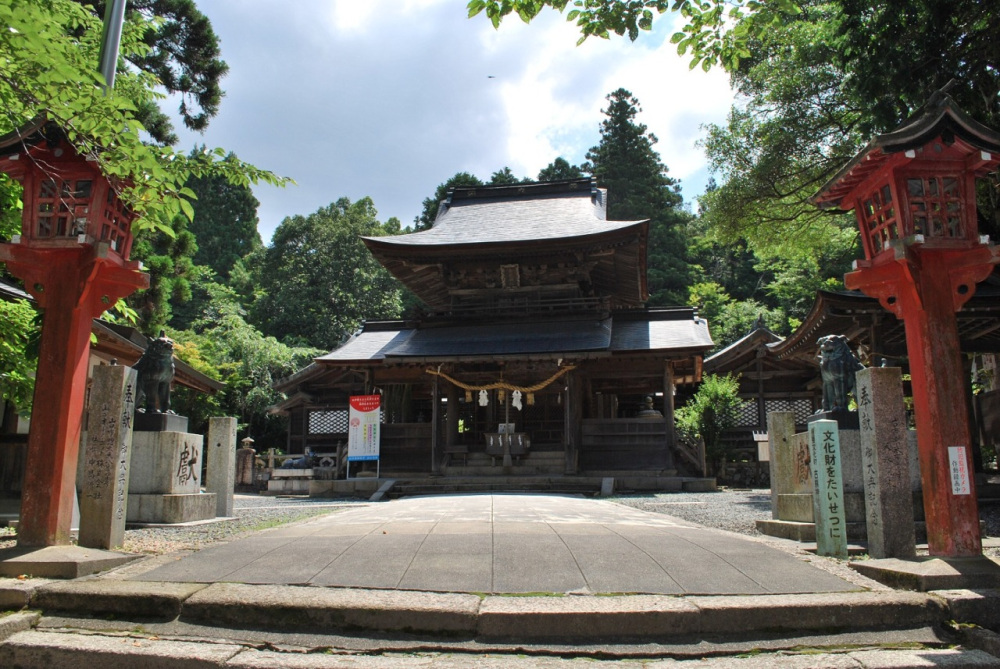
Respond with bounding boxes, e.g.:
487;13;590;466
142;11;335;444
177;440;198;486
809;419;847;558
116;377;136;519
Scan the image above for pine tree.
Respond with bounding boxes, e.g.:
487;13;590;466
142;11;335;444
584;89;690;306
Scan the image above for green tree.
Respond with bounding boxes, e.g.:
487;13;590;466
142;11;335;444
467;0;801;70
0;0;288;239
688;282;785;349
537;157;583;181
128;215;198;333
701;0;1000;257
0;297;39;411
675;372;742;475
185;151;263;280
169;284;322;448
584;88;690;305
251;198;404;350
77;0;228;145
414;172;484;231
488;166;527;185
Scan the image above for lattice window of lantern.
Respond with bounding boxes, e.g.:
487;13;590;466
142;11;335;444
35;178;92;239
906;175;963;239
860;183;898;255
308;410;349;435
734;399;759;427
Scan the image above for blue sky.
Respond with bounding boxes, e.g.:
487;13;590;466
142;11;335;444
167;1;735;241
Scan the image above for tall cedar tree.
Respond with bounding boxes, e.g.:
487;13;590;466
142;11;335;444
584;89;690;306
185;153;262;280
77;0;227;145
251;198;403;350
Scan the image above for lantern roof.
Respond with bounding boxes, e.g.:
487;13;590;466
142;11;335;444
0;117;57;161
813;91;1000;210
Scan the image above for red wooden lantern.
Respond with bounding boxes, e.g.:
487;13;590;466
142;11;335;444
0;119;148;547
1;119;138;259
813;92;1000;557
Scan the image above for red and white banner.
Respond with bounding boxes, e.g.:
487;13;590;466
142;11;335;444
348;395;381;462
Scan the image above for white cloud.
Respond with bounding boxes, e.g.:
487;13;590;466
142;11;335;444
168;4;735;240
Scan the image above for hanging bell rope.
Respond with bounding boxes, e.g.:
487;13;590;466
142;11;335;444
425;365;576;394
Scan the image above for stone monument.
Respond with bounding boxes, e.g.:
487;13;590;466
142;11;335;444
856;367;917;558
205;417;237;518
78;362;137;550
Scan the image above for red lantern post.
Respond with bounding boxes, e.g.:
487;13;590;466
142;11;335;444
813;93;1000;557
0;121;148;546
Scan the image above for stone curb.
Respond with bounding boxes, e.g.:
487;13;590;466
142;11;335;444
476;591;947;641
4;630;1000;668
180;583;481;636
12;579;957;642
30;580;209;619
0;612;39;642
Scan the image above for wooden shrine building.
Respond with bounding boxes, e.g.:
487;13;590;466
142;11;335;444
272;179;714;478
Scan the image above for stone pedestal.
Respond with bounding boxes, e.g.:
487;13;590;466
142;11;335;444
766;412;804;519
78;364;137;550
857;367;917;559
205;417;237;517
235;448;256;492
127;431;215;523
759;408;923;544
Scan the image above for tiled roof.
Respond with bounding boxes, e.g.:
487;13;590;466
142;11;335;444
313;310;712;363
364;186;644;249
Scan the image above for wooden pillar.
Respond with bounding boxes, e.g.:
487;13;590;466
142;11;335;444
431;377;440;474
663;362;676;470
446;383;459;448
565;372;584;474
756;348;766;430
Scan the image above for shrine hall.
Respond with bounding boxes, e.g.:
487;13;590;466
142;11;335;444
272;179;714;483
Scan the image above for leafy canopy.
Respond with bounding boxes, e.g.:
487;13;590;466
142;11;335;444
250;197;404;350
0;0;288;238
76;0;228;145
467;0;802;70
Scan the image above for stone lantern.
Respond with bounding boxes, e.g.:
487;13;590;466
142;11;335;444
0;119;148;547
812;92;1000;557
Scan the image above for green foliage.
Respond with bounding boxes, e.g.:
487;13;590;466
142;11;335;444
467;0;800;70
701;0;1000;257
77;0;228;145
688;281;784;349
0;297;39;411
488;166;528;185
128;214;198;333
250;198;404;350
185;150;263;280
585;88;689;305
537;157;583;181
0;175;21;242
414;172;484;231
169;284;322;449
0;0;289;238
675;372;742;465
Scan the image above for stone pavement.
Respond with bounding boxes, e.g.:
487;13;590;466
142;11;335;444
3;493;1000;666
133;494;858;595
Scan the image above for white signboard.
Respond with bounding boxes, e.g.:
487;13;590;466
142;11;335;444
948;446;971;495
348;394;381;462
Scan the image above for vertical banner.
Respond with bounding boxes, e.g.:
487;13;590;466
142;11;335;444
348;395;381;462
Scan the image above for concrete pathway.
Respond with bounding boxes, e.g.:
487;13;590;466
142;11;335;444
136;494;857;595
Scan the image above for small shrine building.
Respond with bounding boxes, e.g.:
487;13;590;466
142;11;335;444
272;179;713;478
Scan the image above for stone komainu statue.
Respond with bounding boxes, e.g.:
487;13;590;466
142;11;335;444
134;331;175;413
817;334;864;413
